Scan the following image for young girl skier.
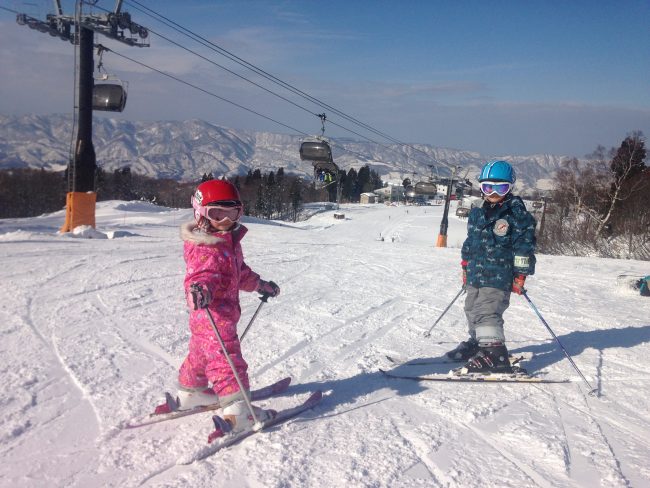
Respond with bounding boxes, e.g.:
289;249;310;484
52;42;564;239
447;160;537;373
176;178;280;432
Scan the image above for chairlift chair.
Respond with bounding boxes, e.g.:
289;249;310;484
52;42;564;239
299;138;333;163
93;47;128;112
93;77;128;112
414;181;438;195
312;160;339;188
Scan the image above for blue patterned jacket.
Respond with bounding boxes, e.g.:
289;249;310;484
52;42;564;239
461;194;537;291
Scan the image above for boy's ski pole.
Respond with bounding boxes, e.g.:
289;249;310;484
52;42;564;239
522;290;598;397
424;285;466;337
240;293;270;341
193;288;262;428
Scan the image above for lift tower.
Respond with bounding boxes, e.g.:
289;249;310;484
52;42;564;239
15;0;149;231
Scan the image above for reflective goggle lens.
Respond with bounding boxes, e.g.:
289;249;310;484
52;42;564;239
481;182;511;196
205;205;242;222
192;196;243;222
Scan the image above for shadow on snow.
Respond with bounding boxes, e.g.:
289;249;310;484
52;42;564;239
281;324;650;413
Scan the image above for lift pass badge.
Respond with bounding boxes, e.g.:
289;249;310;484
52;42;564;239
493;219;509;236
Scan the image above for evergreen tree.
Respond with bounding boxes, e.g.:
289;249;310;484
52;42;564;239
342;168;358;202
288;178;302;222
369;168;383;191
254;184;265;217
275;167;286;218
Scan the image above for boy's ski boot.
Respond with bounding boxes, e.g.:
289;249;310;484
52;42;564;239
446;338;479;361
461;343;514;374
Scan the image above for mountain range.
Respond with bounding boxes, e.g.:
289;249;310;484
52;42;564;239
0;114;569;192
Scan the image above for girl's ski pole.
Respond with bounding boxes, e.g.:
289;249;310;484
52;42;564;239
240;293;270;341
424;285;466;337
192;286;263;428
522;290;598;396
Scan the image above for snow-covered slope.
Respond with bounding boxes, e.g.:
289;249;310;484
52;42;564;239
0;114;568;191
0;201;648;487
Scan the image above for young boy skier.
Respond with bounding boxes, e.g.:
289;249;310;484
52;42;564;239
447;160;537;373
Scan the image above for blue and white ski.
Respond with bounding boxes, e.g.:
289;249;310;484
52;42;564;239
385;352;532;367
380;368;568;384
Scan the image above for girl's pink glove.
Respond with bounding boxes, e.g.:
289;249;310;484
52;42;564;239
188;283;212;310
257;280;280;298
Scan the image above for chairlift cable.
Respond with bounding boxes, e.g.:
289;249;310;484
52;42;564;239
107;48;378;166
136;17;438;171
0;6;19;15
101;46;311;137
124;0;452;171
6;1;448;177
1;4;421;182
144;27;324;120
85;1;419;167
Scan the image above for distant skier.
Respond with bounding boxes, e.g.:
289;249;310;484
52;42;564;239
177;179;280;431
618;274;650;296
640;276;650;296
446;160;537;373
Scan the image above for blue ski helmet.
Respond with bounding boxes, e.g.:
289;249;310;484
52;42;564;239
477;160;516;183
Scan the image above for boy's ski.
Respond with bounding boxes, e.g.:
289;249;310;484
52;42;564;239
380;368;568;384
384;355;462;366
181;390;323;463
385;352;532;367
124;377;291;429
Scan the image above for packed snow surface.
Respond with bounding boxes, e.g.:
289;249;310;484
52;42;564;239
0;200;648;487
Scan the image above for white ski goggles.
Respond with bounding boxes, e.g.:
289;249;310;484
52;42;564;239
480;181;512;196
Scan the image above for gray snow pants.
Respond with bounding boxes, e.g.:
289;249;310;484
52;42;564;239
464;286;511;345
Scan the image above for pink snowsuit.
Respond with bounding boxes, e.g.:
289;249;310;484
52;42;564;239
178;221;260;397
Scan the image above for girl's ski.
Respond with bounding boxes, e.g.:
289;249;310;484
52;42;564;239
124;377;291;429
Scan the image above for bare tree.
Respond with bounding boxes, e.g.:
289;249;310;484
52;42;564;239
594;132;647;235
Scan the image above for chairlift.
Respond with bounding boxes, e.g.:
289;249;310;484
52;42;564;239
93;81;128;112
92;48;128;112
301;113;341;190
414;181;438;195
300;112;333;162
312;160;339;188
300;138;333;163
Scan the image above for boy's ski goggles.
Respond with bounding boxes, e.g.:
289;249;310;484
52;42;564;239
480;181;512;196
192;197;243;222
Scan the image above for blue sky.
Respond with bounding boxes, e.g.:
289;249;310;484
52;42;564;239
1;0;648;157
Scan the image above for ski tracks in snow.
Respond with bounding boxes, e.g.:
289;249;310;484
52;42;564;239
363;372;644;487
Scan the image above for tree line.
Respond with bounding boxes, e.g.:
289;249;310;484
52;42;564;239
0;164;384;222
538;132;649;260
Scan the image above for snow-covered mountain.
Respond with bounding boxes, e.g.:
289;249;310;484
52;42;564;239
0;114;568;191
